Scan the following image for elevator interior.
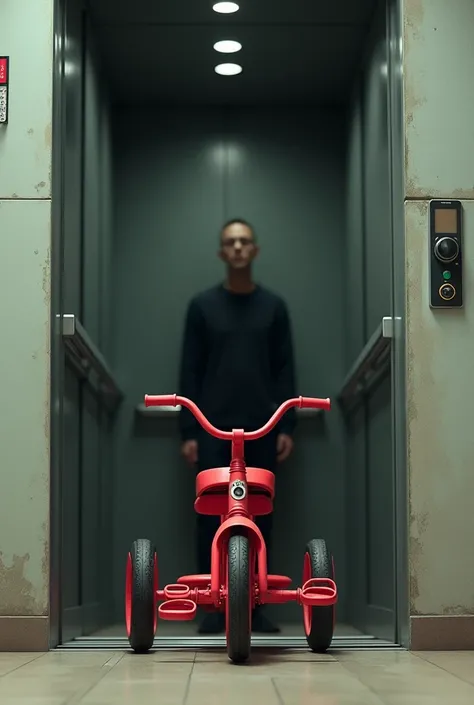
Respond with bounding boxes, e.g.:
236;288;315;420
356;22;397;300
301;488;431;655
50;0;406;649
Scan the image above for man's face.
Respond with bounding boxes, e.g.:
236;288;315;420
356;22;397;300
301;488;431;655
219;223;259;269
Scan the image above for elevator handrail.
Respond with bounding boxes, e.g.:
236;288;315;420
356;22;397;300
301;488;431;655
338;316;394;411
61;313;123;412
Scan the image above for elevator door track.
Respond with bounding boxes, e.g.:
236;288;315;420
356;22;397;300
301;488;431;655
58;634;401;651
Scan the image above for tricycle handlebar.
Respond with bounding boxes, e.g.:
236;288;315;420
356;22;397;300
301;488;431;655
144;395;331;441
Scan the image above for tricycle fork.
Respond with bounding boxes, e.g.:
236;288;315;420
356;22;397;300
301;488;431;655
211;516;268;604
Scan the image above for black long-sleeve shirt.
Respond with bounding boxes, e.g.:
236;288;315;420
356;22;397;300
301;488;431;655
178;284;297;441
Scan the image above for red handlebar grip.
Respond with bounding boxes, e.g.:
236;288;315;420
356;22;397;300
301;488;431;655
144;394;178;408
299;396;331;411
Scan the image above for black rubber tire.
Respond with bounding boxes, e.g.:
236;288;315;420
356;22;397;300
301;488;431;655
127;538;156;653
226;534;251;664
303;538;335;653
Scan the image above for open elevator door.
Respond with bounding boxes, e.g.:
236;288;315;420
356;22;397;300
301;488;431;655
338;0;405;645
50;0;121;647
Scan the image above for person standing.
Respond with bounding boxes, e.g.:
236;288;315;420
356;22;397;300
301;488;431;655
178;218;297;634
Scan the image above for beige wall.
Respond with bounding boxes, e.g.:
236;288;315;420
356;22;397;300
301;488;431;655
0;0;53;649
404;0;474;648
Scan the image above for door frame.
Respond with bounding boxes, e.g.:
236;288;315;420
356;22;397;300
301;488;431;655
49;0;67;649
387;0;410;649
48;0;410;650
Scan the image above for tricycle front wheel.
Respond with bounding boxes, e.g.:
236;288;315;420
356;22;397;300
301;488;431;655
226;534;251;664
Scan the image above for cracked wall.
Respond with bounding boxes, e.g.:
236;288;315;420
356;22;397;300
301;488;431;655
0;0;53;624
404;0;474;616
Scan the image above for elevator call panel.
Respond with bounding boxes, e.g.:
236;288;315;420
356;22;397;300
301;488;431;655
429;200;463;309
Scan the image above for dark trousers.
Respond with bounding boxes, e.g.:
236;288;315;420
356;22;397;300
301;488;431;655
196;429;277;576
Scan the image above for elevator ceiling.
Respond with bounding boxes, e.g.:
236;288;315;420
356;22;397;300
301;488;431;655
90;0;378;107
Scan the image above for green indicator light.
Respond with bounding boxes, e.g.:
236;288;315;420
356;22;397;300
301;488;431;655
443;270;451;280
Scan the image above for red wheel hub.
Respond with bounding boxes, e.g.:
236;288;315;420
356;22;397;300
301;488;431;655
125;553;132;637
332;556;336;628
153;552;158;633
302;552;312;636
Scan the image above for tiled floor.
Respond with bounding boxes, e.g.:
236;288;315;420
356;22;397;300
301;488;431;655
1;649;474;704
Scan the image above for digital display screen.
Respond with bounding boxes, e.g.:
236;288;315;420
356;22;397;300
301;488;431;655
435;208;458;234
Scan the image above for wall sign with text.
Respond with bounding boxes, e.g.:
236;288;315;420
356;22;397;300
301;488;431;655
0;57;10;124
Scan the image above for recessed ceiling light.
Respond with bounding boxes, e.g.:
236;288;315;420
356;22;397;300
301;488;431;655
215;63;243;76
214;40;242;54
213;2;239;14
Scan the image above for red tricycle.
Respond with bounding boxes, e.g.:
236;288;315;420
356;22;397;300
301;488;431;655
125;394;338;663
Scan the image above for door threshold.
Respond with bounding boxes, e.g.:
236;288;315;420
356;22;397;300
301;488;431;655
57;635;402;650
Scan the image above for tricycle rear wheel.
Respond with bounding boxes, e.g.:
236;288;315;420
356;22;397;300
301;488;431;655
226;534;251;664
125;538;158;653
302;538;335;653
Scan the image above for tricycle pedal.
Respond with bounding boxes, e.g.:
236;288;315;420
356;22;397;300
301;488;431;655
158;598;197;621
300;578;337;607
163;583;191;599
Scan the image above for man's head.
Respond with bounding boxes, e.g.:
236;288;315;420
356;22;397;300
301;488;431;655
219;218;259;270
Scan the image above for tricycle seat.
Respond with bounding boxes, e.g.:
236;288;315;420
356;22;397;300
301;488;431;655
195;467;274;516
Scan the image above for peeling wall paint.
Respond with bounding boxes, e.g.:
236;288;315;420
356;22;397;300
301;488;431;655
0;200;52;617
403;0;474;198
405;200;474;615
0;0;53;620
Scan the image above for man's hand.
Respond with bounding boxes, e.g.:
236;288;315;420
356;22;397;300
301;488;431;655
276;433;294;463
181;439;198;466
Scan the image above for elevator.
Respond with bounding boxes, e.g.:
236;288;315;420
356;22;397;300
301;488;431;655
49;0;408;650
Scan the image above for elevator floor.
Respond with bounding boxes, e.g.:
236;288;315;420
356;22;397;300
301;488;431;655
1;649;474;704
90;621;363;638
63;621;393;653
